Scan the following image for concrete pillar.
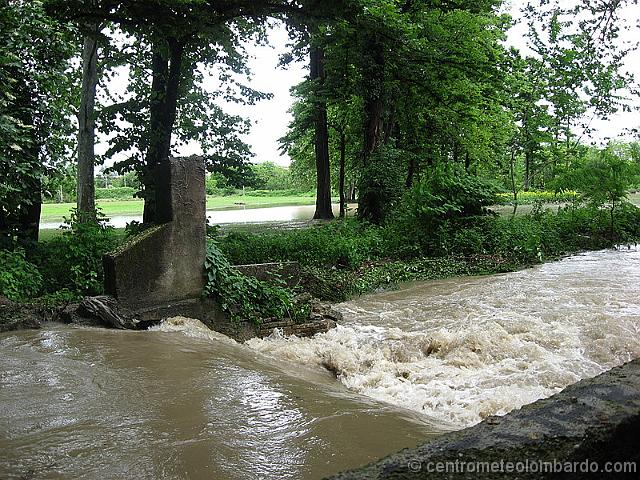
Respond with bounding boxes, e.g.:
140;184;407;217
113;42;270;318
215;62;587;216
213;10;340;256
103;156;206;308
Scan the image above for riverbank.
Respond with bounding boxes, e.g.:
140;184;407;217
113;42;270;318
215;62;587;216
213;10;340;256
217;203;640;305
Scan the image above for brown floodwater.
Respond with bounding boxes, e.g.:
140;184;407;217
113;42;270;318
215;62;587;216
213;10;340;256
2;247;640;479
0;322;440;480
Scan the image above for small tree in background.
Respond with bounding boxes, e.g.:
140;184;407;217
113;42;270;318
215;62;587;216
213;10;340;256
574;147;640;239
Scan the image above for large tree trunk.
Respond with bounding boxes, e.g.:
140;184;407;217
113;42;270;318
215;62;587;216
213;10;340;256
310;44;334;220
358;35;385;223
143;37;184;224
339;132;346;218
77;19;99;221
17;190;41;244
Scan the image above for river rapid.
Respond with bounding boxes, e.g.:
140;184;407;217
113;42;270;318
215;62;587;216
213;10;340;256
1;247;639;479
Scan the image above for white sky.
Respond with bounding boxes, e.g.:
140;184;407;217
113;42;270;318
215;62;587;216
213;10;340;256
503;0;640;145
99;1;640;170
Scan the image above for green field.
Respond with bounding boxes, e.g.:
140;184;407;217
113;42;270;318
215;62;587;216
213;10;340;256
40;194;317;223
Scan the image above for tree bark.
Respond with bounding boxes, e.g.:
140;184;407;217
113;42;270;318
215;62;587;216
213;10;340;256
359;35;386;223
339;132;346;218
405;155;415;188
17;188;41;243
142;37;184;224
310;43;333;220
524;151;531;191
77;19;99;221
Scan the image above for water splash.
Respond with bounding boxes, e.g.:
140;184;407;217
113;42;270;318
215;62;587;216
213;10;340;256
247;248;640;428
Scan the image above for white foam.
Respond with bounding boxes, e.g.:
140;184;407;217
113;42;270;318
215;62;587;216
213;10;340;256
150;316;238;345
247;248;640;428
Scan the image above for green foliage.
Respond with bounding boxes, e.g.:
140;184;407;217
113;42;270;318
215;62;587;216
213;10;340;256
0;248;43;301
249;162;294;190
32;210;118;296
389;168;500;254
204;239;309;324
496;190;578;205
574;148;639;208
557;145;640;237
95;187;137;200
220;220;385;268
357;146;406;224
42;166;77;203
0;0;76;243
430;204;630;263
219;202;640;303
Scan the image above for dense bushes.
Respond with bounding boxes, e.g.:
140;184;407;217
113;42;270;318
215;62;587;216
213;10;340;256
29;211;119;297
0;249;43;301
220;220;385;268
205;239;308;324
218;203;640;293
496;190;578;205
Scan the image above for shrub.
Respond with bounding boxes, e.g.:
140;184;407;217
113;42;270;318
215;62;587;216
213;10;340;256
219;220;385;268
205;240;308;324
31;210;119;296
389;168;500;255
0;248;43;301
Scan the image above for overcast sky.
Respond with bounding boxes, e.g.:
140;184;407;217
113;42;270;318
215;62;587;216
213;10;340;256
99;1;640;169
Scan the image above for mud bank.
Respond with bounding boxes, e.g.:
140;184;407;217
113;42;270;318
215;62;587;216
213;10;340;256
329;358;640;479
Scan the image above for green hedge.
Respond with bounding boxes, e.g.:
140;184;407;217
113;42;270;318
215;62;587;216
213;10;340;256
95;187;137;200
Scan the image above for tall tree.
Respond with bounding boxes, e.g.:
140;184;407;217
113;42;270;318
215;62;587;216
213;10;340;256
309;37;333;219
76;0;100;220
0;0;76;245
48;0;350;223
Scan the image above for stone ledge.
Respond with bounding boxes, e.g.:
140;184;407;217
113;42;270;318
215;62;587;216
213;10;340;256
65;294;340;342
329;359;640;479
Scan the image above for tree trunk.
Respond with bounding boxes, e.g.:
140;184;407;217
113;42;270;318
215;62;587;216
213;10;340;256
339;132;346;218
348;181;356;202
143;37;184;224
405;155;415;188
359;35;386;223
362;36;385;166
17;189;41;243
77;21;99;222
510;147;518;216
524;151;531;191
310;44;333;220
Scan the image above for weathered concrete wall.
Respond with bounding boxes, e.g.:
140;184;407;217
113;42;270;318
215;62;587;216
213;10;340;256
103;157;206;308
329;359;640;479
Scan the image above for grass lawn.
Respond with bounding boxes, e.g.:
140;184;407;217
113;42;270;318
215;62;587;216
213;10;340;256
40;194;317;223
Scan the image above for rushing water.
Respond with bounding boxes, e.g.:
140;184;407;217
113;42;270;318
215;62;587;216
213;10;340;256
0;320;439;480
1;248;639;479
248;247;640;428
